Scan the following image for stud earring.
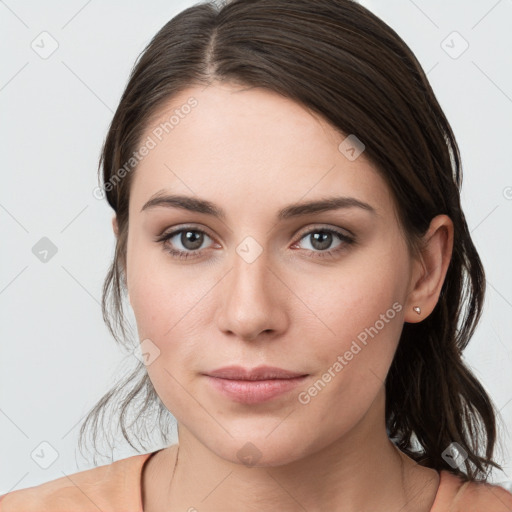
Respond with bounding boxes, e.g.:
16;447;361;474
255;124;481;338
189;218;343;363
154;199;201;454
413;306;421;315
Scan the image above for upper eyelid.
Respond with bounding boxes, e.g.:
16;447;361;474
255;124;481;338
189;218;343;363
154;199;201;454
296;224;354;238
162;224;216;241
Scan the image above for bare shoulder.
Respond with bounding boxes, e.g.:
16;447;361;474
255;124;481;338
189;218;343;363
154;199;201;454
0;453;151;512
0;463;113;512
436;470;512;512
456;478;512;511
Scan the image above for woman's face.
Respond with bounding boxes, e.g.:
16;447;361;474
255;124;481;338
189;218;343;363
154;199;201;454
124;82;417;465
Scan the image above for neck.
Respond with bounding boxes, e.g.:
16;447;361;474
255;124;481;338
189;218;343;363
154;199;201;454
143;392;440;512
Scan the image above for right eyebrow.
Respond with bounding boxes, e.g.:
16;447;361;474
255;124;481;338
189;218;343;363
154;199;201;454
141;192;226;218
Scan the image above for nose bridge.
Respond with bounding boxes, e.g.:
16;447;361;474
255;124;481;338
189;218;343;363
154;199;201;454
232;239;268;293
217;237;285;340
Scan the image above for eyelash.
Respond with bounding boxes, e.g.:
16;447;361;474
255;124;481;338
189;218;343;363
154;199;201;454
155;225;356;261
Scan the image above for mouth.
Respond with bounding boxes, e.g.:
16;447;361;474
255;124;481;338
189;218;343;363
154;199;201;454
203;365;309;404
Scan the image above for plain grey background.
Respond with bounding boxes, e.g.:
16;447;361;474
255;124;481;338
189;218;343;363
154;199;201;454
1;0;511;494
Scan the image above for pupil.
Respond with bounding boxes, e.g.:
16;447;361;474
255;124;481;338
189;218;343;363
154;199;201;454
312;232;332;250
183;230;203;250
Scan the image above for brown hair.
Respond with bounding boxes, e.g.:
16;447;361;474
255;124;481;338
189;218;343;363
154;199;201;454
79;0;506;481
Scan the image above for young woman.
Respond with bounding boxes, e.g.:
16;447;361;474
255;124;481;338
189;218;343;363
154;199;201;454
2;0;511;511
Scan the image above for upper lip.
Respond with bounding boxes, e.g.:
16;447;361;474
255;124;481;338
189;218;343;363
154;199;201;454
205;365;308;380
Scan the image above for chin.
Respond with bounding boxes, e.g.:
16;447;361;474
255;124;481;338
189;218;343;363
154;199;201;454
198;428;321;468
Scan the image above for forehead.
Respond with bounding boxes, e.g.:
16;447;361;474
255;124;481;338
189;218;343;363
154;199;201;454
130;82;393;220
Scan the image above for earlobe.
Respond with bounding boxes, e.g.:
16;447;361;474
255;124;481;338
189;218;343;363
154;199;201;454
404;214;454;323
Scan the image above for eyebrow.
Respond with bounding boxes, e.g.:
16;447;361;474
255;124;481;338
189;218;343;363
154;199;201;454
141;192;377;220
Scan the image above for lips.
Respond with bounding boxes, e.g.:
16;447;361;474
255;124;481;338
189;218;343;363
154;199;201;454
203;365;309;404
205;365;308;380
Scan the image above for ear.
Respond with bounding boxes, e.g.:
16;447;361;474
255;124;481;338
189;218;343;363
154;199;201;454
112;215;119;238
404;214;454;323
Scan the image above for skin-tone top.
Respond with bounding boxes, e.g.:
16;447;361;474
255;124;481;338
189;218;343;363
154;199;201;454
1;449;512;512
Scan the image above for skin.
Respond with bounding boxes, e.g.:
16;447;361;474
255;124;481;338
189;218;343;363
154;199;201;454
112;82;453;511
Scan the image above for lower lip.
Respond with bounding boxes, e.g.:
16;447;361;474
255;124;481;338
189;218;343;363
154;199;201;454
205;375;308;404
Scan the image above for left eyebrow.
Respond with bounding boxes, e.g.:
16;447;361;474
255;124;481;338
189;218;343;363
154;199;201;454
277;196;378;220
140;191;378;219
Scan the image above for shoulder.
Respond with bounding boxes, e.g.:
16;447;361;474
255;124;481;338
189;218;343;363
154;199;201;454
432;470;512;512
0;452;154;512
456;478;512;511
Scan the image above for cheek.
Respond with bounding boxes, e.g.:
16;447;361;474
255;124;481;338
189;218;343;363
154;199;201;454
130;275;209;356
127;251;216;392
295;247;408;397
305;253;406;341
128;266;207;419
127;238;203;340
292;279;405;436
304;286;404;395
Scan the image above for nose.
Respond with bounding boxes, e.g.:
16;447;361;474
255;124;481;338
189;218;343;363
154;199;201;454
216;248;288;341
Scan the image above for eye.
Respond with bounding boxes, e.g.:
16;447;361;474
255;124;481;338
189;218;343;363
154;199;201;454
155;224;356;261
155;226;215;260
292;227;355;260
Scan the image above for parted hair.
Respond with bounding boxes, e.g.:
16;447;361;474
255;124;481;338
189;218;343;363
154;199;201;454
79;0;506;481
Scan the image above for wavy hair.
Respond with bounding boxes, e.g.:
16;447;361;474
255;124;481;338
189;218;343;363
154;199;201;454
78;0;506;481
